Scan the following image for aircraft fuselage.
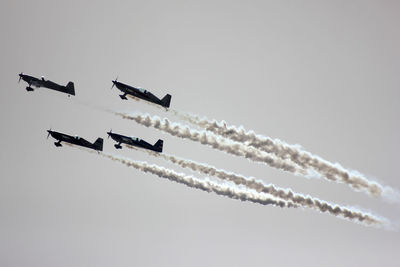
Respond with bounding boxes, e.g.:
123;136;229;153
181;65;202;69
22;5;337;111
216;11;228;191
19;73;75;96
107;131;163;153
47;130;103;151
112;80;171;108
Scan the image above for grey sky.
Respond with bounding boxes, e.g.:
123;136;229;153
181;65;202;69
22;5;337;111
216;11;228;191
1;1;399;266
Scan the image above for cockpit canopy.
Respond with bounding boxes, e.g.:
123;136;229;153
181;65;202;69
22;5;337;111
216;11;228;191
137;87;146;94
131;136;140;142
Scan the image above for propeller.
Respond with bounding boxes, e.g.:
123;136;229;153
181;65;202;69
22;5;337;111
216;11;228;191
47;128;52;139
111;76;118;89
18;72;23;83
107;129;112;138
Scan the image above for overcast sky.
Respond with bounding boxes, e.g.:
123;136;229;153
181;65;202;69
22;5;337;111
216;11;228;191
1;1;400;266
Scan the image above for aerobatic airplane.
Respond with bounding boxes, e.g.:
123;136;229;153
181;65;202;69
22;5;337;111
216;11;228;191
47;129;103;151
111;78;171;108
18;73;75;96
107;130;163;152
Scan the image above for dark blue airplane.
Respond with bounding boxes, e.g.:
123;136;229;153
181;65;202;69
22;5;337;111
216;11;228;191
47;129;103;151
111;78;171;108
107;130;163;152
19;73;75;96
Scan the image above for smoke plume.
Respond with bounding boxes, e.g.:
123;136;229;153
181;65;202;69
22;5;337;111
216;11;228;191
115;112;307;175
178;113;386;198
99;152;296;208
140;149;384;226
66;142;387;227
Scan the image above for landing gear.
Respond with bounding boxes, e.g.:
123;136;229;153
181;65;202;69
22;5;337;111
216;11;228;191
26;86;34;91
54;142;62;147
114;144;122;149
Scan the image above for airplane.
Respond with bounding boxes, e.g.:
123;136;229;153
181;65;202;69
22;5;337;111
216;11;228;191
47;129;103;151
107;130;163;152
111;78;171;108
18;73;75;96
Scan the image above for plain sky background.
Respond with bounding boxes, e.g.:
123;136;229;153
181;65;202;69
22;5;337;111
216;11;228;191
1;0;399;266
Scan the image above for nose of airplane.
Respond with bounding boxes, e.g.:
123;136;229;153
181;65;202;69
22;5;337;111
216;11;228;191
107;130;112;138
111;76;118;89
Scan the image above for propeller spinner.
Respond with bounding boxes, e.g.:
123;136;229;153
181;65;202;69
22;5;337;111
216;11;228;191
47;128;52;139
107;129;112;138
111;76;118;89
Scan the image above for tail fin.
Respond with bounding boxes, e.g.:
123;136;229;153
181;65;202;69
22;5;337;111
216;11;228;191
160;94;171;108
93;138;104;151
66;82;75;96
154;139;163;152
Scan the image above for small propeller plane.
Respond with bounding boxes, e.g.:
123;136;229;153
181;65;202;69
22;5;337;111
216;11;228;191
111;78;171;108
47;129;103;151
18;73;75;96
107;130;163;152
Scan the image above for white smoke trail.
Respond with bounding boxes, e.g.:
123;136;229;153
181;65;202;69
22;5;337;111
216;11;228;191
115;112;308;175
64;143;387;227
99;152;296;208
133;149;384;226
178;113;386;198
115;112;386;198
